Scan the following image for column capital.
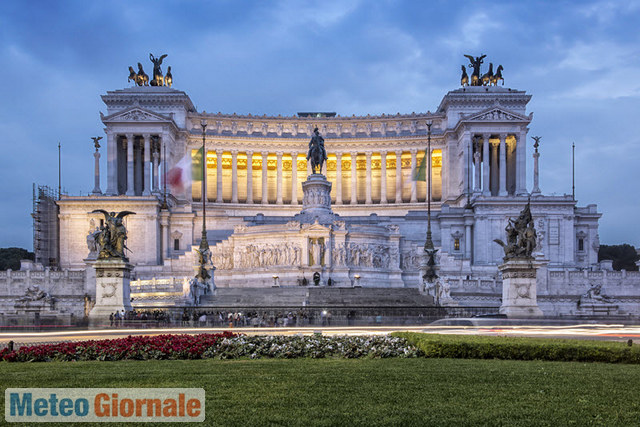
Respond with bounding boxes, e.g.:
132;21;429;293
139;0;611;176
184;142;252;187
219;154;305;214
395;149;403;156
231;149;238;155
483;133;491;139
216;148;224;155
143;133;151;140
261;151;269;157
126;133;134;140
365;151;372;157
409;147;418;154
291;151;298;157
276;151;283;157
336;152;343;159
246;150;253;156
499;133;508;140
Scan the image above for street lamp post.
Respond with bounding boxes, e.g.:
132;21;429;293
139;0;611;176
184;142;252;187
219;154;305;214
423;120;439;292
200;119;209;253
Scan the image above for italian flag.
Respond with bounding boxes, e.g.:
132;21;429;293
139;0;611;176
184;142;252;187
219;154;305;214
413;152;427;181
167;147;203;194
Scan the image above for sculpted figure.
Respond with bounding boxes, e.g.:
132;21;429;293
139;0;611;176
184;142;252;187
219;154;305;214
491;65;504;86
128;66;137;84
494;200;536;260
481;63;494;86
460;65;469;87
165;66;173;87
149;53;168;86
464;54;486;86
90;210;135;260
306;127;327;174
135;63;149;86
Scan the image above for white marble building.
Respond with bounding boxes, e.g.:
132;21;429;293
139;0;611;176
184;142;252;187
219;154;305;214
5;82;638;320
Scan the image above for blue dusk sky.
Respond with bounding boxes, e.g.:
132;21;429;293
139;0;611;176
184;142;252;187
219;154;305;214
1;0;639;250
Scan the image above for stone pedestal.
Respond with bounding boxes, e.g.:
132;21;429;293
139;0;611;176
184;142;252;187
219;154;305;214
298;174;334;224
498;258;543;318
88;259;132;324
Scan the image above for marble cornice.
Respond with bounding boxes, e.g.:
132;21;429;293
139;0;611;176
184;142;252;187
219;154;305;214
102;87;196;111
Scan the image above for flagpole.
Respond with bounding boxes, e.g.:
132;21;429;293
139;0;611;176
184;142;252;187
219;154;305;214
572;142;575;201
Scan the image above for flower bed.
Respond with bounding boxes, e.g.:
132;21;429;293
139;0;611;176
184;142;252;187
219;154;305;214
0;334;421;362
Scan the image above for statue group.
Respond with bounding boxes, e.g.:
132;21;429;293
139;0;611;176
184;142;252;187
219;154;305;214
461;54;504;87
89;210;135;261
307;127;327;174
494;201;537;260
128;53;173;87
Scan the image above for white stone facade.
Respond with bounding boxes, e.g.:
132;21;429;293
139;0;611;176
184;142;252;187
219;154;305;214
10;83;638;319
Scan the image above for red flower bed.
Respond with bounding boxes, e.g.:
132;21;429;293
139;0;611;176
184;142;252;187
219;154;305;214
0;332;237;362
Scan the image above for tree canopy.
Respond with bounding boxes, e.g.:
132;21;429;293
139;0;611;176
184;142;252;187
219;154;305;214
598;244;640;271
0;247;35;271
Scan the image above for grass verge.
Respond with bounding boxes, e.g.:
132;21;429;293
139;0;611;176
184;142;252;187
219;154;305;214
2;357;640;426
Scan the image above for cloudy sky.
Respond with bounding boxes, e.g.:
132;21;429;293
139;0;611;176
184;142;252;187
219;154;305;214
1;0;639;250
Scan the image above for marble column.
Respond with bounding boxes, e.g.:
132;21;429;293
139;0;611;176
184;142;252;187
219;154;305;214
365;152;372;204
216;149;223;203
395;150;403;203
135;140;143;196
482;134;491;196
275;152;282;204
490;141;499;196
152;144;160;193
231;150;238;203
291;152;298;205
335;153;343;205
380;151;387;204
473;137;481;193
126;134;134;196
261;151;269;204
516;131;528;195
440;145;447;201
464;217;473;260
532;145;541;194
143;134;151;195
92;148;101;195
105;131;117;195
499;134;507;196
350;152;358;204
246;151;254;203
410;148;418;203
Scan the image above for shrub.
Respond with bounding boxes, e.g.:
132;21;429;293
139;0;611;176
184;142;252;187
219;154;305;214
393;332;640;364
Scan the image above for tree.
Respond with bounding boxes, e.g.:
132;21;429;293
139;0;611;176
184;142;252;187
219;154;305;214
598;244;639;271
0;247;35;271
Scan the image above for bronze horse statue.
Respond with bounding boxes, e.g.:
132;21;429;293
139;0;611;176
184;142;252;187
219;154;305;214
135;63;149;86
306;127;327;174
481;63;494;86
165;66;173;87
490;65;504;86
128;66;137;84
460;65;469;87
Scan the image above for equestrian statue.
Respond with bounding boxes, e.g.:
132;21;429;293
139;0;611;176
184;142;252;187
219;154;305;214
307;127;327;174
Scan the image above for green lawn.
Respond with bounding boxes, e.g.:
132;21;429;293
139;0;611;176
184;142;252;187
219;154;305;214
2;358;640;426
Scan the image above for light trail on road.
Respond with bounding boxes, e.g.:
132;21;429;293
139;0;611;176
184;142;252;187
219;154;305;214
2;324;640;347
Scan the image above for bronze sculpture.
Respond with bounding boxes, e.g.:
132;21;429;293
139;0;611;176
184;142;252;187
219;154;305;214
464;54;486;86
90;210;136;260
128;66;137;84
135;63;149;86
481;63;494;86
460;65;469;87
165;66;173;87
149;53;168;86
91;136;102;151
494;200;537;260
491;65;504;86
307;127;327;174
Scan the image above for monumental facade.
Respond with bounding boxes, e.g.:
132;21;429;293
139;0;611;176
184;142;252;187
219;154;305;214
4;55;639;321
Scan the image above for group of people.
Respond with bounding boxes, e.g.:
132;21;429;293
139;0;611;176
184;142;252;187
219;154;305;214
108;309;169;327
180;310;312;328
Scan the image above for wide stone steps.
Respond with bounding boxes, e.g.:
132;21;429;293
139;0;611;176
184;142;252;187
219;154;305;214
197;287;433;308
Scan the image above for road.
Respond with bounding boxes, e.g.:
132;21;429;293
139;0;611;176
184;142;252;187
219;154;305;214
2;323;640;347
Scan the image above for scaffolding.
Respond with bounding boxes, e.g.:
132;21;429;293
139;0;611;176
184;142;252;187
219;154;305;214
32;184;60;268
